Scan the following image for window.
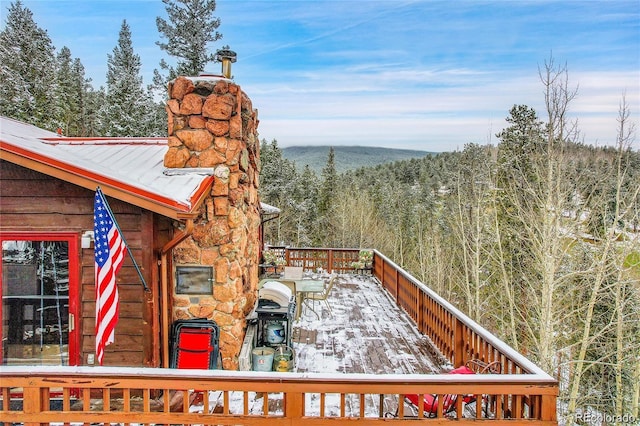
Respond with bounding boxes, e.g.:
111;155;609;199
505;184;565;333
1;234;78;365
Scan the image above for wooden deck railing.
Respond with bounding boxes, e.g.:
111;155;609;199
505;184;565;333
371;249;558;420
0;247;558;424
1;366;557;424
280;246;361;274
372;250;541;372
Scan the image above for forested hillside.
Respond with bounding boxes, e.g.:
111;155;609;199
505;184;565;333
259;65;640;421
281;145;433;173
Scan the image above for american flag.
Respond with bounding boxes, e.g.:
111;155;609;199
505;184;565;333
94;188;127;365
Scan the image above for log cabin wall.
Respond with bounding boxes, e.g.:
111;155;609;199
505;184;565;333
0;160;157;366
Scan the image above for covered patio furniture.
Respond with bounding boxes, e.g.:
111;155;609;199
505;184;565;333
392;359;501;418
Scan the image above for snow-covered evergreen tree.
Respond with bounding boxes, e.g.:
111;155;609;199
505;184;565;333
103;20;147;137
0;0;57;130
70;58;101;137
53;47;83;135
154;0;222;89
318;147;338;216
84;87;107;137
140;93;168;137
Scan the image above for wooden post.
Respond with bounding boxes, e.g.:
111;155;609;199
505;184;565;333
415;283;420;326
540;394;557;421
23;386;41;426
285;391;305;424
454;318;465;367
161;254;170;368
417;290;424;334
394;267;400;303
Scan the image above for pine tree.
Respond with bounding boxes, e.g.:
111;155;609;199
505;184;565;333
258;139;299;244
103;20;147;136
0;0;57;130
84;87;107;137
292;165;319;246
318;147;339;245
494;104;546;354
318;147;338;216
141;95;168;137
53;47;82;135
69;58;101;137
154;0;222;88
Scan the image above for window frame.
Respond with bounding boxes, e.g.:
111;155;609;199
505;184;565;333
0;232;80;366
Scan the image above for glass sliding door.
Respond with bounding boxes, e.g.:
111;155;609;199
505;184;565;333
1;234;78;366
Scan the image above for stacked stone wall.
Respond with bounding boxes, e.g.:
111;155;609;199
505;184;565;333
164;76;261;370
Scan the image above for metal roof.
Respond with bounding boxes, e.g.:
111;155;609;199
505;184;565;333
0;116;213;219
259;202;280;216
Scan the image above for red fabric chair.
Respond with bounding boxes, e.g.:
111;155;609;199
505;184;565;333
387;360;503;419
403;365;475;417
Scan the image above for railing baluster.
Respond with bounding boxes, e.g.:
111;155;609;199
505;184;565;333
143;388;150;415
494;393;503;418
286;390;304;421
82;387;91;426
103;387;110;412
22;386;41;426
162;389;170;413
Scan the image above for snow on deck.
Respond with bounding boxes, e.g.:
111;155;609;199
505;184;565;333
292;274;448;375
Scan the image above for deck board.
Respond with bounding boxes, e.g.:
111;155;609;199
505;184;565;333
291;275;448;375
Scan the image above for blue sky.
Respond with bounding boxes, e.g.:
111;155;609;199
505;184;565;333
3;0;639;151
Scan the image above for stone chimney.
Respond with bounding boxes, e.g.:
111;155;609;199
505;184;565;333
164;57;261;370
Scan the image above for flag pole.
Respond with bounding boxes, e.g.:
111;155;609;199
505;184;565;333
97;187;150;292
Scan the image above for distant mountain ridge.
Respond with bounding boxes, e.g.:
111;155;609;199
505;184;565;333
281;145;433;173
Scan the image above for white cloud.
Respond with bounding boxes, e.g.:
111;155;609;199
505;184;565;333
250;68;639;151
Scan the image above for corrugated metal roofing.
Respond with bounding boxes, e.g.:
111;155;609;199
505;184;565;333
0;116;212;218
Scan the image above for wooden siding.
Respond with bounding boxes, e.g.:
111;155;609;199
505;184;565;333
0;160;161;367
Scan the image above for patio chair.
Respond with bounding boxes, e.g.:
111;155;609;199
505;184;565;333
459;359;502;417
389;359;501;419
283;266;303;280
303;274;339;316
401;364;475;418
166;319;220;411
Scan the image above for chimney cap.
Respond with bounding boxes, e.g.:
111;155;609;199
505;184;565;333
215;48;237;63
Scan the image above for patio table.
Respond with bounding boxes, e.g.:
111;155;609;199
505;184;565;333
294;279;325;320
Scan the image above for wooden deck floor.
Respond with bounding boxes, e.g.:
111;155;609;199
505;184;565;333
290;274;448;375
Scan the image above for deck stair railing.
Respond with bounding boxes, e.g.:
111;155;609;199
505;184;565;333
0;247;558;424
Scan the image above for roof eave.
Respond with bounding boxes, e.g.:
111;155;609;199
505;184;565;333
1;144;206;221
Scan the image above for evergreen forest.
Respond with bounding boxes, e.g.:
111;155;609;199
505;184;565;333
1;0;639;422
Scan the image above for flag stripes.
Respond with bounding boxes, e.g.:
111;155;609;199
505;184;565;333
94;188;127;365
